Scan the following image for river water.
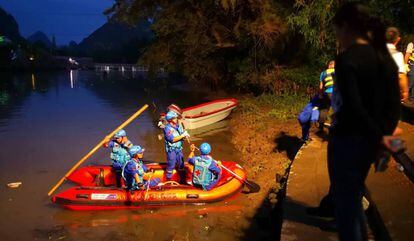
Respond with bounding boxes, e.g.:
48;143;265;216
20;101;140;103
0;70;246;241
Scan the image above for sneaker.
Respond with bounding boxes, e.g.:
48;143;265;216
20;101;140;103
301;137;312;146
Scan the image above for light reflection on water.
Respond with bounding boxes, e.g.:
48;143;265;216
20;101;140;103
0;70;243;241
31;73;36;90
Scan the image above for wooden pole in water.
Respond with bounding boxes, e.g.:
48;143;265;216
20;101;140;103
47;104;149;196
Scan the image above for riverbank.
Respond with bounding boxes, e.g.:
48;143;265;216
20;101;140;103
231;96;414;240
227;94;309;240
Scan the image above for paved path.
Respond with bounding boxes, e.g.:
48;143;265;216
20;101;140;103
281;121;414;241
280;134;337;241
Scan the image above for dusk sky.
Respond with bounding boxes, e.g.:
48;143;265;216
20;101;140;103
0;0;113;45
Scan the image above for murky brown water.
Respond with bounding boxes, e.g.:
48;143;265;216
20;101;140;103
0;70;247;241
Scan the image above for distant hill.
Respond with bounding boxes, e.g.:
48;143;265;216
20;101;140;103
0;7;25;43
77;20;152;63
27;31;53;48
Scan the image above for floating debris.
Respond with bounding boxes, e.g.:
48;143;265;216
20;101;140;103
7;182;22;188
33;225;70;241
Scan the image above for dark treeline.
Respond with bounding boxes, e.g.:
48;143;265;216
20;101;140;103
0;6;152;69
54;20;152;64
2;1;413;92
105;0;414;93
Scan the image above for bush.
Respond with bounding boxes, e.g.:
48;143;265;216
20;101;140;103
233;65;320;96
269;66;319;95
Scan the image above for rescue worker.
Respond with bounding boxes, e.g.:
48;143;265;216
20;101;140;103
122;145;160;190
319;60;335;99
298;95;322;143
158;104;183;129
163;111;190;181
103;129;133;187
318;60;335;130
187;143;221;191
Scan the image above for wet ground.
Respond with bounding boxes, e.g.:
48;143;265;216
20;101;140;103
0;70;252;241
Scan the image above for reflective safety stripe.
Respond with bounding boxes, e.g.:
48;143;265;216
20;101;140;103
323;68;335;90
324;77;334;87
409;54;414;65
326;68;335;74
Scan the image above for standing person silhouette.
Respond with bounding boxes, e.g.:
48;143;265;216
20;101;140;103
404;38;414;100
385;27;409;102
328;2;400;240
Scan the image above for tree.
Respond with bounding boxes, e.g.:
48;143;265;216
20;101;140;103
365;0;414;34
288;0;339;66
288;0;414;65
106;0;414;92
107;0;290;90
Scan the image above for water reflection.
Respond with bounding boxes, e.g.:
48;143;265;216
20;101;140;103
189;119;230;141
53;203;243;228
49;202;245;241
31;73;36;90
70;70;74;88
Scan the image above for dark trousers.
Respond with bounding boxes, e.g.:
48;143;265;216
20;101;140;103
328;135;378;241
319;93;331;126
166;149;184;180
300;121;311;141
408;68;414;99
114;169;122;188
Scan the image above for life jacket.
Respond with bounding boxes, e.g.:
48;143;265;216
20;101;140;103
164;123;184;152
110;140;132;166
408;52;414;66
192;155;215;189
322;68;335;91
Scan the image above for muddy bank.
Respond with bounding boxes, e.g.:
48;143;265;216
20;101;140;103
228;95;305;240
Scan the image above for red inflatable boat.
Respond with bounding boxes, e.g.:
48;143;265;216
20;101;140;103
52;161;246;211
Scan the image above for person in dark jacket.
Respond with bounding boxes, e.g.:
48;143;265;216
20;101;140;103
310;3;401;241
298;95;322;143
122;145;160;190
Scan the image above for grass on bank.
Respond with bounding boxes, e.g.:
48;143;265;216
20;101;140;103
238;94;309;122
235;64;319;130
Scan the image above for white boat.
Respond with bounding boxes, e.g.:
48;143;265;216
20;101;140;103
179;98;237;129
188;119;230;141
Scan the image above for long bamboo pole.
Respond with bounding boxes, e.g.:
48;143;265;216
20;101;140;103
47;104;149;196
